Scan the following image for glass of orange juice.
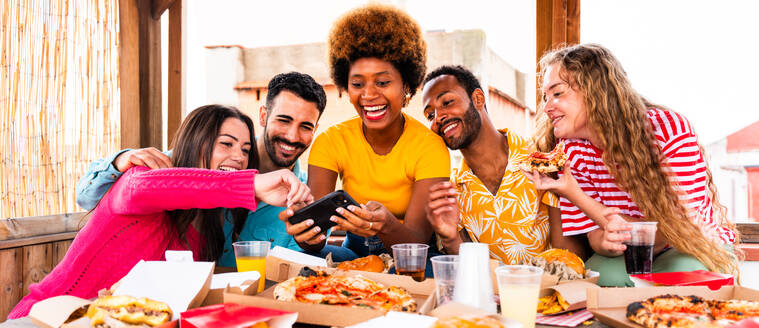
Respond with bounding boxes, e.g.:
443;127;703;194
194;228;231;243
233;241;270;293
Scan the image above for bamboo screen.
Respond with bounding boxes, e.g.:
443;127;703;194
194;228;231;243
0;0;120;218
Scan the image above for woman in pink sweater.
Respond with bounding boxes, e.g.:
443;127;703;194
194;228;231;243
9;105;311;318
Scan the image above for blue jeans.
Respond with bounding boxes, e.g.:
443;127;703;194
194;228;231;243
305;244;359;263
342;232;440;278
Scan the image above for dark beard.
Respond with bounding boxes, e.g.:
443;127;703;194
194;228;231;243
438;102;481;150
263;128;306;168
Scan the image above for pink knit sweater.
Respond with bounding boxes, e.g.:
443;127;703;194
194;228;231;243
8;166;258;319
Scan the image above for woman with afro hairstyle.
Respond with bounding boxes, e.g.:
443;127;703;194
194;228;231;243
525;44;739;286
282;4;450;269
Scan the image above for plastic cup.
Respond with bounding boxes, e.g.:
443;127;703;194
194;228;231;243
623;221;658;274
391;243;429;282
430;255;458;306
495;265;543;328
453;242;496;314
233;240;270;292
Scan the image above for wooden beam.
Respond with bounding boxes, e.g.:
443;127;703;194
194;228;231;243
0;232;78;250
536;0;581;104
536;0;554;66
566;0;581;45
167;0;185;146
152;0;175;19
738;222;759;243
119;0;141;149
0;213;85;243
550;0;567;47
119;0;162;149
537;0;581;61
140;0;163;148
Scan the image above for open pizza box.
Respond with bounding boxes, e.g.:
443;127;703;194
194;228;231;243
587;285;759;328
28;260;214;328
224;267;436;327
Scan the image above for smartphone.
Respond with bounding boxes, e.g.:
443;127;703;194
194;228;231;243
288;190;359;233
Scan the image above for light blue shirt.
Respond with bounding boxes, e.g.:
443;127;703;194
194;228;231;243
74;149;306;267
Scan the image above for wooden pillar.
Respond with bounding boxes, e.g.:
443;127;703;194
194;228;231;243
167;0;185;146
537;0;580;62
119;0;162;149
536;0;580;103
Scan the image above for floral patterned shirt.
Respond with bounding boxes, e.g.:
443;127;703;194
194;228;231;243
453;129;559;264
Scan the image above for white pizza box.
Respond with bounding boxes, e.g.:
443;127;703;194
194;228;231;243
224;269;436;327
587;285;759;328
201;270;261;306
28;261;214;328
347;302;522;328
266;246;328;282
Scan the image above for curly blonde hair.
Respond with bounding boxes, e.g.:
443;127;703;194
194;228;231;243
328;4;427;97
534;44;740;276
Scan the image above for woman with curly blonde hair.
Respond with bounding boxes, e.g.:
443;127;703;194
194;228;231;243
526;44;739;286
280;4;450;272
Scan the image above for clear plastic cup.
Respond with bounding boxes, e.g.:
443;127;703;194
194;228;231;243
623;221;658;274
391;243;429;282
430;255;458;306
495;265;543;328
233;240;270;292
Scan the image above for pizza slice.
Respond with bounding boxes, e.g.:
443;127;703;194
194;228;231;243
624;294;759;328
519;141;566;174
708;299;759;321
273;267;417;312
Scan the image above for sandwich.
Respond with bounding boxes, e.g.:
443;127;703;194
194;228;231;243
85;295;172;327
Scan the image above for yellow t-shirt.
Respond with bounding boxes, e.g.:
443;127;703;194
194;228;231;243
309;114;451;218
453;129;559;265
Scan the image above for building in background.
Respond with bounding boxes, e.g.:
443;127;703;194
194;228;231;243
707;121;759;222
205;30;535;168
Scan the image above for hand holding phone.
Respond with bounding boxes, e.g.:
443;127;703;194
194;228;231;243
287;190;359;234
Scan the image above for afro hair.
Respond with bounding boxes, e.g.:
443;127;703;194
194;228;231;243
328;4;427;98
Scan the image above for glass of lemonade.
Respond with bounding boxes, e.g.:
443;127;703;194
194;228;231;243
495;265;543;328
233;240;270;293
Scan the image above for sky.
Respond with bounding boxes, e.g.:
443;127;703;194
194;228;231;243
183;0;759;144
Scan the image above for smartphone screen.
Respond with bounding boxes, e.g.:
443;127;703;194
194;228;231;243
288;190;359;232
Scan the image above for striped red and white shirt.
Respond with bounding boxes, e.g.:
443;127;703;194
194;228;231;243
558;108;735;244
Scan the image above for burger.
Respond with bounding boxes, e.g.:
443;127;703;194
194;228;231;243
335;254;393;273
536;248;585;276
85;295;172;327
